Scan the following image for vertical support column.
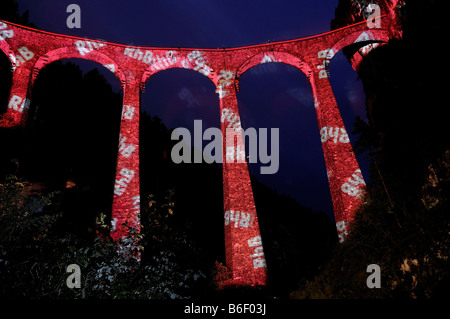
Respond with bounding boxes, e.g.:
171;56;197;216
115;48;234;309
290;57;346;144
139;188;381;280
218;83;267;287
0;67;32;128
309;58;366;243
110;81;141;244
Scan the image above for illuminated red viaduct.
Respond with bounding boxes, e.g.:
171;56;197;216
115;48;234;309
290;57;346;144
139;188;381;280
0;5;402;287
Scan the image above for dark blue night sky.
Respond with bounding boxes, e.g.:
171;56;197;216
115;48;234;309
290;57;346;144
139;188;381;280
15;0;370;220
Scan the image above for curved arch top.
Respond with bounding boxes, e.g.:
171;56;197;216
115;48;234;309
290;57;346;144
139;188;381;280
330;28;391;55
32;47;127;87
236;51;311;79
328;28;392;71
140;49;218;87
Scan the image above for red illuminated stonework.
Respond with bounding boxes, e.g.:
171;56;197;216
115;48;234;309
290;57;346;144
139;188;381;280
0;4;402;287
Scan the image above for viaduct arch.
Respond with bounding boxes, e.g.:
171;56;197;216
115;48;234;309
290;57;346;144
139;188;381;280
0;11;402;287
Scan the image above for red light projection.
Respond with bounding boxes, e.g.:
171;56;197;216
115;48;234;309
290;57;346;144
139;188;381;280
0;6;402;287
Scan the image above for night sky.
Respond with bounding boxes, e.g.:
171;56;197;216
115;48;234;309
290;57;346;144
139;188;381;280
14;0;369;220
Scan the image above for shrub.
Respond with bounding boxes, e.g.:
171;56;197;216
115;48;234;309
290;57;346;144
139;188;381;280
0;176;206;298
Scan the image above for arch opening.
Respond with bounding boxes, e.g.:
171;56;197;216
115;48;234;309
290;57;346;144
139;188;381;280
22;58;123;238
330;29;391;72
32;47;126;88
236;51;310;80
140;67;224;295
237;61;336;295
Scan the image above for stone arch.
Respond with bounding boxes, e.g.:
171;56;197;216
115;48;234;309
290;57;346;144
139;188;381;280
142;65;218;89
236;51;311;80
24;53;124;233
138;64;224;272
330;28;391;58
140;50;218;88
328;28;391;72
140;64;220;129
31;46;126;87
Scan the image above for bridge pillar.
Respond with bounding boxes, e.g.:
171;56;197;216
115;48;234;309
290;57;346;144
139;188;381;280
218;84;267;287
0;66;32;128
110;81;141;247
309;67;366;243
